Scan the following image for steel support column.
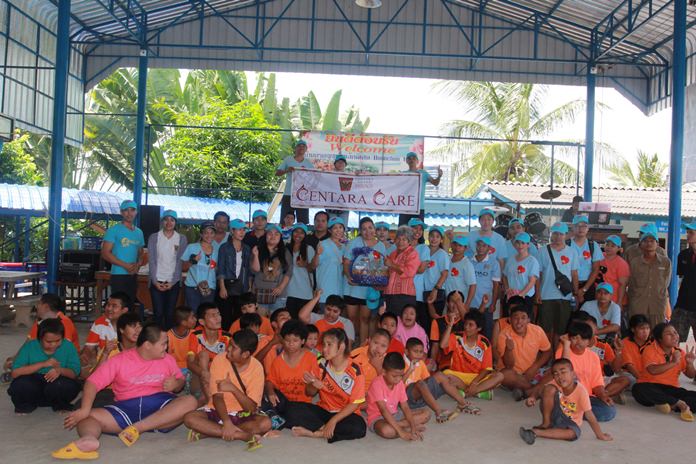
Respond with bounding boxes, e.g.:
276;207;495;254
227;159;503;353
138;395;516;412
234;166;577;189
668;0;686;303
584;68;596;201
46;0;71;292
133;50;148;209
24;215;31;262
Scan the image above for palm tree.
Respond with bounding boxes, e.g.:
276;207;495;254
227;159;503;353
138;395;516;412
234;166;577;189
606;150;667;188
433;82;585;196
293;90;370;132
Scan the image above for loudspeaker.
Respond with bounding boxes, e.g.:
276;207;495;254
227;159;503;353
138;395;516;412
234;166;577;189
139;205;162;242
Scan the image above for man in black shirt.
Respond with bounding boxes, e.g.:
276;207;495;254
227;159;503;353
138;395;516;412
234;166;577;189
673;223;696;342
305;211;330;250
243;209;267;248
561;195;584;223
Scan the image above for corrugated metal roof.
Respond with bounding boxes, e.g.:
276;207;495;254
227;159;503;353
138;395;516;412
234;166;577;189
479;181;696;218
18;0;693;115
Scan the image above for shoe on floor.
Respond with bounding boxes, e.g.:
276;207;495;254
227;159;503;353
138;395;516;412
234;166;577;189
655;403;672;414
519;427;536;445
680;409;695;422
477;390;494;401
612;392;626;405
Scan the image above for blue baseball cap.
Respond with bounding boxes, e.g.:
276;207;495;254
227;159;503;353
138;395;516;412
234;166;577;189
686;223;696;231
605;235;622;247
229;219;246;230
120;200;137;210
328;217;345;229
596;282;614;295
405;151;418;159
452;236;468;247
292;223;309;234
252;209;267;220
572;215;589;225
266;224;283;234
640;230;658;242
509;218;523;227
476;236;492;246
375;221;390;230
407;218;426;228
334;155;347;164
514;232;531;244
429;226;445;237
550;222;569;234
478;208;496;219
639;223;658;236
366;287;381;311
295;139;307;147
162;209;177;220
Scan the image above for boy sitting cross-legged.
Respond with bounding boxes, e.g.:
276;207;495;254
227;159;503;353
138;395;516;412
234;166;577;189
184;329;271;451
520;358;612;445
367;352;431;440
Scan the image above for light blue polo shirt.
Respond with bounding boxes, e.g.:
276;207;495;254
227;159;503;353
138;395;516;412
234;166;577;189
580;300;622;339
444;256;477;298
471;254;501;308
503;255;540;298
343;237;387;300
505;239;539;262
103;223;144;275
466;230;508;263
423;248;451;292
181;242;219;289
570;238;604;281
279;156;314;195
538;245;579;301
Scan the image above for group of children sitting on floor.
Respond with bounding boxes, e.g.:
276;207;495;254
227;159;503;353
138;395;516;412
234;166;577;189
3;288;696;459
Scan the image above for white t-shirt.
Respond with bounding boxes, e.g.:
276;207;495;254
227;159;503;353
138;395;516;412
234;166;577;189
155;230;180;282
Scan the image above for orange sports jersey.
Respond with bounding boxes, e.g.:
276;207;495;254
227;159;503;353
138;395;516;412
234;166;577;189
187;329;232;360
350;346;379;393
638;342;687;388
266;350;318;403
310;357;365;414
430;316;465;370
589;338;615;367
404;356;430;385
28;312;80;351
85;316;117;349
622;337;648;375
443;334;493;374
314;318;345;340
229;316;274;337
388;337;405;355
167;329;192;369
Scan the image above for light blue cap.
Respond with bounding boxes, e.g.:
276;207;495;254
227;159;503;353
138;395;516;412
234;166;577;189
120;200;137;210
375;221;390;230
328;217;345;229
405;151;418;159
596;282;614;294
334;154;347;164
452;236;468;247
572;215;589;225
478;208;496;219
476;236;492;246
229;219;246;230
686;223;696;231
550;222;569;234
292;223;309;234
640;231;658;242
266;224;282;234
639;223;658;236
514;232;531;244
295;139;307;146
408;218;426;228
162;209;177;220
252;209;267;220
429;226;445;237
509;218;523;227
366;287;381;311
605;235;622;247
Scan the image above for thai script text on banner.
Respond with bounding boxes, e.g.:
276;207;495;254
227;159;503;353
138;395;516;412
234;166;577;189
290;169;421;214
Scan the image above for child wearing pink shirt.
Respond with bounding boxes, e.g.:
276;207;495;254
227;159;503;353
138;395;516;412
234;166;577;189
394;305;429;352
52;324;197;461
366;353;430;440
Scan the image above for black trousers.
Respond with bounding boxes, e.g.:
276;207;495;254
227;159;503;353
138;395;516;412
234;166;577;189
280;195;309;225
216;287;242;332
110;274;138;309
282;402;366;443
633;382;696;411
150;282;180;329
8;374;81;413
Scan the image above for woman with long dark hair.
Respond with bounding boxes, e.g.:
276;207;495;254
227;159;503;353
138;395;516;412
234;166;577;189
286;223;317;318
251;224;293;316
216;219;252;330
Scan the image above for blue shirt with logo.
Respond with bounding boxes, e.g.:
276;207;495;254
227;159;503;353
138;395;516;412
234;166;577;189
466;230;508;263
504;239;539;263
569;239;603;281
103;223;144;275
538;245;579;301
444;256;477;298
471;255;501;308
181;242;219;289
503;255;540;298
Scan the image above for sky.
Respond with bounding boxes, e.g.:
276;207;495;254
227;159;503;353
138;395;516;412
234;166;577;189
259;71;674;187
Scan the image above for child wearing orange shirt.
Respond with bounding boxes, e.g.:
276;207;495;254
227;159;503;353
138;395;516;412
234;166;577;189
305;324;320;358
168;306;197;370
183;329;271;450
228;292;274;336
290;328;367;443
520;358;612;444
350;329;390;393
440;310;503;400
621;314;651;383
378;312;405;354
27;293;80;350
428;290;466;369
632;322;696;421
298;290;356;344
239;313;270;357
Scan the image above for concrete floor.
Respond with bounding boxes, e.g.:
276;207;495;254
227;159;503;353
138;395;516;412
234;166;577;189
1;321;694;464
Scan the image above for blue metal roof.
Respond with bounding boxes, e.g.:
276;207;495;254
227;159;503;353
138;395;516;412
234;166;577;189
0;183;489;229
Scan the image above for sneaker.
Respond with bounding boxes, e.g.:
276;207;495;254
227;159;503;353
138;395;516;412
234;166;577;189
512;388;526;402
519;427;536;445
476;390;494;401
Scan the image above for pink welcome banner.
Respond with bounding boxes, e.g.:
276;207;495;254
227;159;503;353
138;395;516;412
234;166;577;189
290;169;421;214
299;131;425;174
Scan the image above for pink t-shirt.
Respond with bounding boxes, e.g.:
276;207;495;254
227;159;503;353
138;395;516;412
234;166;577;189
88;348;183;401
366;375;407;427
395;319;429;352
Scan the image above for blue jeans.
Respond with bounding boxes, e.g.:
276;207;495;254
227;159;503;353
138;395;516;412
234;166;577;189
150;282;180;329
590;395;616;422
184;285;214;314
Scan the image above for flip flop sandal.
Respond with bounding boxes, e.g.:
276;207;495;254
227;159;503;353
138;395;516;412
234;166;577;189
435;410;459;423
118;425;140;447
246;437;263;452
655;403;672;414
187;429;202;442
680;410;695;422
458;404;481;415
51;442;99;460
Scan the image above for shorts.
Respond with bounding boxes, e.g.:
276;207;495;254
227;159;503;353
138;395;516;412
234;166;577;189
537;299;572;334
203;407;258;426
369;410;405;432
344;295;367;306
443;370;493;386
104;392;177;433
406;376;445;409
549;393;581;440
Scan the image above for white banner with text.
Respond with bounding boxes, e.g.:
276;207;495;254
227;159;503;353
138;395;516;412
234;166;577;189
290;169;421;214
